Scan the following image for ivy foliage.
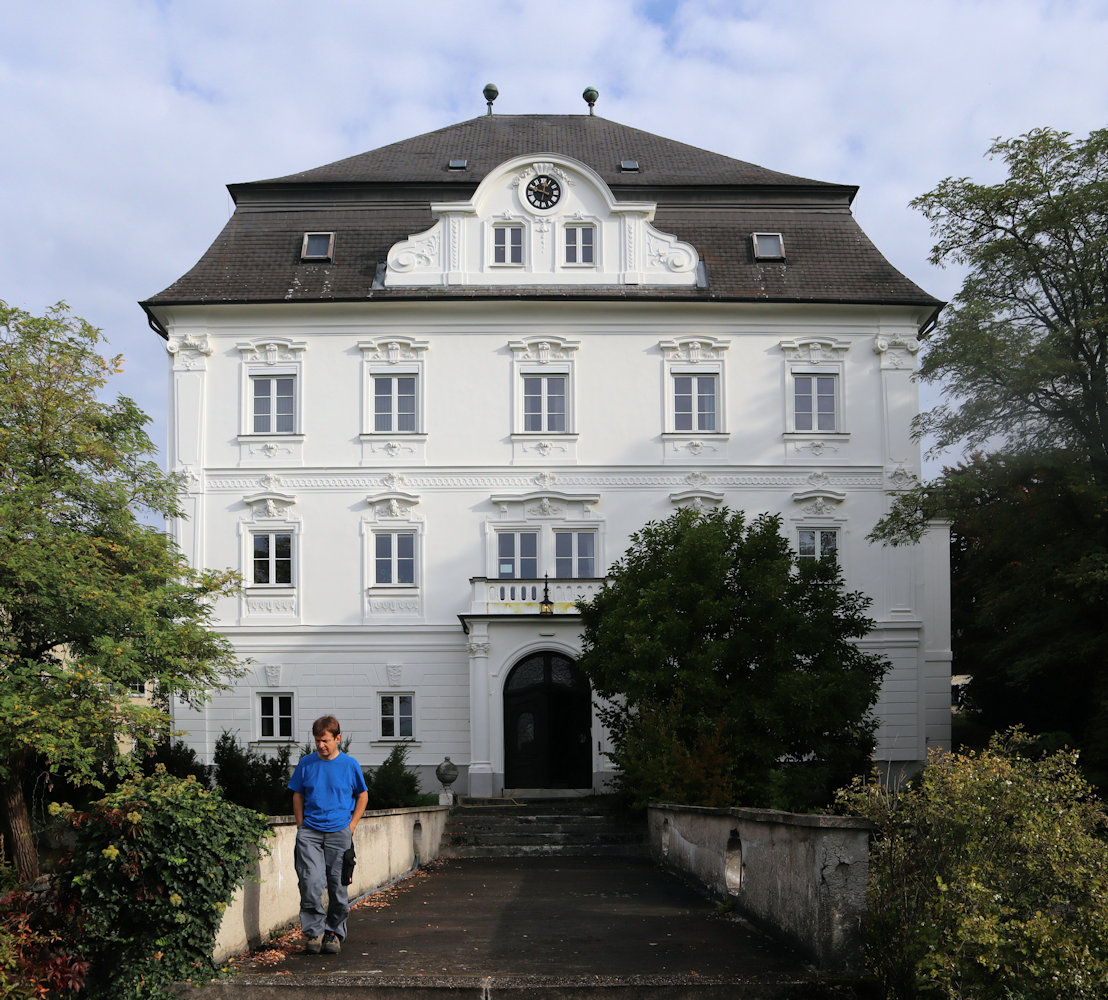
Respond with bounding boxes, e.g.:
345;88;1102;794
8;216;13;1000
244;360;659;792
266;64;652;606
839;730;1108;1000
578;507;887;811
56;766;271;1000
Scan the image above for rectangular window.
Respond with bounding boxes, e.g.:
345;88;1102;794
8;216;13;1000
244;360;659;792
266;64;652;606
522;375;566;432
260;694;293;739
253;532;292;585
673;374;718;432
373;374;417;432
380;694;414;739
794;374;837;432
301;232;334;261
798;528;838;563
375;532;416;585
493;225;523;264
565;225;595;264
498;531;538;579
752;232;785;260
555;530;596;578
252;375;296;434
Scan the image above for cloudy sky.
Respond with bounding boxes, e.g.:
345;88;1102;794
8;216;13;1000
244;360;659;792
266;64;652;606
2;0;1107;475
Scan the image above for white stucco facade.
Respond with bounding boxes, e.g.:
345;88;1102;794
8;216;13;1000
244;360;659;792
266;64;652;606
152;126;951;796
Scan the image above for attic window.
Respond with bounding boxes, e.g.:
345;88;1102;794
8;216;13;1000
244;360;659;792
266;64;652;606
302;232;335;261
448;159;468;171
619;159;640;172
752;233;785;261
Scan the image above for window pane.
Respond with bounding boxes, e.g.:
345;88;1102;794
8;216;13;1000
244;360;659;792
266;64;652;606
798;529;816;559
305;233;331;257
261;695;274;737
674;375;693;431
578;532;595;576
547;377;566;432
580;227;594;263
510;227;522;263
397;533;415;585
498;533;516;578
565;227;578;263
697;376;716;431
375;533;392;584
381;696;395;738
820;530;839;561
523;377;543;431
397;376;416;432
253;534;271;584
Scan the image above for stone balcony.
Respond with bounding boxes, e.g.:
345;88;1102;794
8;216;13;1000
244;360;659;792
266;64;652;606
467;577;608;615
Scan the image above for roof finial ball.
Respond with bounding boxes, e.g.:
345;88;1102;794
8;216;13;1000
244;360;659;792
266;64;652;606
582;86;599;116
483;83;499;116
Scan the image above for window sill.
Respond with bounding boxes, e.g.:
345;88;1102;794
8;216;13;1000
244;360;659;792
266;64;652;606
238;433;305;442
360;432;427;440
247;584;296;593
371;739;421;747
783;431;849;440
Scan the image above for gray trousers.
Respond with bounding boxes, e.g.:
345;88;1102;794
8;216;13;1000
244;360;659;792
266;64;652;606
294;825;353;939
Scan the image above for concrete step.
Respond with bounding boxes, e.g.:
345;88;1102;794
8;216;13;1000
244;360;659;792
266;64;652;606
182;973;875;998
440;797;648;859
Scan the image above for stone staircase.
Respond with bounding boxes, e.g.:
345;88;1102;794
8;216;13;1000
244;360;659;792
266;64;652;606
440;796;649;858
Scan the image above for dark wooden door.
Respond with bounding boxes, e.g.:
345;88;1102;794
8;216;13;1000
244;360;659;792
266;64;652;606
504;652;591;788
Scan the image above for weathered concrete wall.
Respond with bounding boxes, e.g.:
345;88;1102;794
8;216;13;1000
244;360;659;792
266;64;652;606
213;805;449;962
648;803;872;972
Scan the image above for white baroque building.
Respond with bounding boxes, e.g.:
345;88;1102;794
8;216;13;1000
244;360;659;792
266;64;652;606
143;109;951;796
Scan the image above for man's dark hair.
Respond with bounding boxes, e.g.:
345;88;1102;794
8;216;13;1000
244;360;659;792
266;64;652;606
312;715;341;739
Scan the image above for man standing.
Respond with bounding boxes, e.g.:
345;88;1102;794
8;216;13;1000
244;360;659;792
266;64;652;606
289;715;369;955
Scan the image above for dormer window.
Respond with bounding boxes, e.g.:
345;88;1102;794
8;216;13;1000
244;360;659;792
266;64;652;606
564;224;595;265
752;233;785;261
301;232;334;261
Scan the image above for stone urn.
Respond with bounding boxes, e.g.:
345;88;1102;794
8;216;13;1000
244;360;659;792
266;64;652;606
435;756;459;805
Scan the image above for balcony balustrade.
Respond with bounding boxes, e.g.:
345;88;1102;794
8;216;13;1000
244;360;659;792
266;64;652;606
468;577;607;615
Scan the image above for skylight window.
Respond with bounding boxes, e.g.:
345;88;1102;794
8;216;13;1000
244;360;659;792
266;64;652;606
301;232;334;261
752;233;785;261
619;159;640;172
448;159;468;171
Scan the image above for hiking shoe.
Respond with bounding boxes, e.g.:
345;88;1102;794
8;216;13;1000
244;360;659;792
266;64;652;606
321;931;342;955
303;933;323;954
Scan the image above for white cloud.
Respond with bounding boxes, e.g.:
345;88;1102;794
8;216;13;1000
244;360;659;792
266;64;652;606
2;0;1106;474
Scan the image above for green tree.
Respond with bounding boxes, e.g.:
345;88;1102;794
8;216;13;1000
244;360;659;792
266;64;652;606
0;301;241;882
577;507;887;811
874;127;1108;780
872;452;1108;783
912;127;1108;479
839;730;1108;1000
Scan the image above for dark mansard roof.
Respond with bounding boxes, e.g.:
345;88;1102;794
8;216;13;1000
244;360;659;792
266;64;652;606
143;114;940;321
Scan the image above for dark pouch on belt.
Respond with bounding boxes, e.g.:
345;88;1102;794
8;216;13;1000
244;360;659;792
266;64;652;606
341;844;357;886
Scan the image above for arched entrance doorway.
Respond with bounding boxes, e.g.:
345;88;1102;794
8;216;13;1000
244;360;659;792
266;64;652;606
503;652;592;789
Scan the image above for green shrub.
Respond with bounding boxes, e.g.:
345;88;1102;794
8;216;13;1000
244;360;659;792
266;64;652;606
838;729;1108;1000
364;742;432;809
134;740;213;787
212;731;292;815
57;766;271;1000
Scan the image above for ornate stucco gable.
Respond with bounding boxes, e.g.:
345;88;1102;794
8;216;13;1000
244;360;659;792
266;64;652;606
384;154;700;288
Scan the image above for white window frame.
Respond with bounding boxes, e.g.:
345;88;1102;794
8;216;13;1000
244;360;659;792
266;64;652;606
793;372;840;433
379;692;416;740
797;527;840;563
496;529;540;579
237;339;307;441
362;493;424;620
238;498;301;623
563;222;597;267
490;222;525;266
372;372;420;433
521;372;569;434
508;338;580;456
250;529;295;587
554;528;598;578
258;692;295;741
779;337;850;440
484;492;605;584
660;337;729;444
249;374;297;435
372;529;418;587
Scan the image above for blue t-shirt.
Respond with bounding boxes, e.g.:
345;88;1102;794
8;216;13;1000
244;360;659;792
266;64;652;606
288;751;368;832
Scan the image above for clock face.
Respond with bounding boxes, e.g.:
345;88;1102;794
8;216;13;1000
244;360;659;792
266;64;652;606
525;174;561;210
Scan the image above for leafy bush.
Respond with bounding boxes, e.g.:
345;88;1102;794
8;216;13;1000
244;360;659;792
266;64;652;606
0;883;86;999
212;731;292;815
838;730;1108;1000
364;742;432;809
56;765;271;1000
